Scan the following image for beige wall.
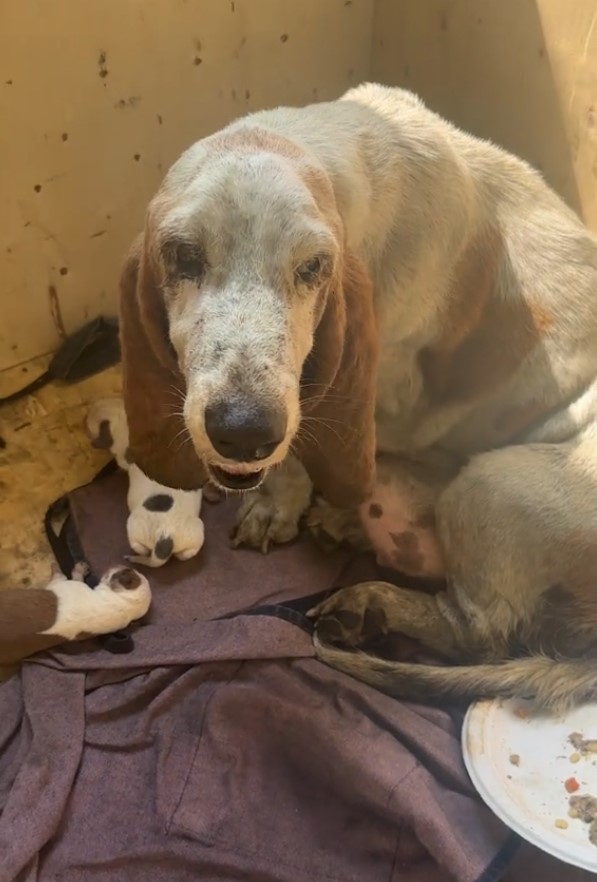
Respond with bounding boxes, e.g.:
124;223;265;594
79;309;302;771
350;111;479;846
0;0;374;371
3;0;597;373
372;0;597;229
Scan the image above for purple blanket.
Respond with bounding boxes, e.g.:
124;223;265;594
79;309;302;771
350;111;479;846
0;472;588;882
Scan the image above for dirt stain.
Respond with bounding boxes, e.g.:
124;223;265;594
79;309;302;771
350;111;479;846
98;51;109;78
115;96;141;110
48;285;67;339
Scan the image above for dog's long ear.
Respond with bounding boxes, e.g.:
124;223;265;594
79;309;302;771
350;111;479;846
296;252;378;507
119;234;206;490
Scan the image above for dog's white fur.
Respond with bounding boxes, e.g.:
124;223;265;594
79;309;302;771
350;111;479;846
149;82;597;546
126;466;205;567
126;83;597;707
86;399;205;568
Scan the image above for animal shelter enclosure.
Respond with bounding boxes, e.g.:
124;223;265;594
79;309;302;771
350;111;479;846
3;0;596;587
2;0;597;878
2;0;597;583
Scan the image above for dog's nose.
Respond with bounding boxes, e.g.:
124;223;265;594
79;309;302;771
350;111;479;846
205;400;287;462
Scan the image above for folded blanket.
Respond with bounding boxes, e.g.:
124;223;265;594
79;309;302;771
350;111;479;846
0;471;586;882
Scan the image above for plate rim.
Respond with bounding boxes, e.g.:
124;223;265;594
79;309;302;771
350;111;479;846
462;700;597;874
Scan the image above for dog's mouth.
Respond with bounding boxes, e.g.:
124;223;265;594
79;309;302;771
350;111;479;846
207;464;266;492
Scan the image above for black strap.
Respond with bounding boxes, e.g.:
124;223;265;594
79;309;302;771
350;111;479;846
0;371;52;405
217;589;335;633
44;495;81;580
43;466;135;655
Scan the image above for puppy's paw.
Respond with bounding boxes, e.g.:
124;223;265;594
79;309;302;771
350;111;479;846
71;561;90;582
230;492;302;554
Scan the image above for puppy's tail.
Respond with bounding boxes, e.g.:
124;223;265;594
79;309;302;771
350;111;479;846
314;638;597;712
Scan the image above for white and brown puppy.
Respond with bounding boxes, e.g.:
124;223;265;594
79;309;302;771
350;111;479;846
87;398;205;568
0;562;151;665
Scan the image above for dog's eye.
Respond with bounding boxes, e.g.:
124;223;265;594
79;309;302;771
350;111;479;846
163;239;205;282
176;244;205;281
295;256;323;285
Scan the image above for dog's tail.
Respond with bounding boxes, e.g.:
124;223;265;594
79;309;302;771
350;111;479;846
314;638;597;711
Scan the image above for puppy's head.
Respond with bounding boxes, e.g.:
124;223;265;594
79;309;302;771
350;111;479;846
106;566;143;591
100;566;152;620
120;124;378;505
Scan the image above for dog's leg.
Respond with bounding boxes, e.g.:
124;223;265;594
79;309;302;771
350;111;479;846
306;497;372;553
313;439;597;708
310;580;463;658
230;454;312;552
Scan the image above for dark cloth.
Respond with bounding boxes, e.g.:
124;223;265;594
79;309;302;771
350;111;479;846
0;472;585;881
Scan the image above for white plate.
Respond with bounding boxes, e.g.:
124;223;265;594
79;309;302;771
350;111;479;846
462;698;597;873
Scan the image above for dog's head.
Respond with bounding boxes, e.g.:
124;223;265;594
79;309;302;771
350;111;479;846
120;124;378;505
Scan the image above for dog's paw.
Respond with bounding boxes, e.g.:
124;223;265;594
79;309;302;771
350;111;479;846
230;492;302;554
306;497;370;553
308;584;389;648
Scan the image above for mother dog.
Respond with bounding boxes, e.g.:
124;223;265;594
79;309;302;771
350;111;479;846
120;83;597;710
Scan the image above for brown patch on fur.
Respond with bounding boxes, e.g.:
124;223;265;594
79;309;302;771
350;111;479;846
529;301;553;335
124;446;134;465
210;126;307;165
389;531;424;575
294;251;379;507
0;588;64;664
108;567;142;590
419;228;546;406
91;419;114;450
119;235;206;490
369;502;383;518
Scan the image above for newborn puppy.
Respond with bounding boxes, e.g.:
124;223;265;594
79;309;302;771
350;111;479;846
0;561;152;665
44;561;152;639
86;399;205;568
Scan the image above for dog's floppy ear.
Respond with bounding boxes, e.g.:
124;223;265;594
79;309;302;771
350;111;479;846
119;234;206;490
296;251;378;507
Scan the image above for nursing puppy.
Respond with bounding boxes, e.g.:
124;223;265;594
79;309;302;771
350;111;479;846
0;562;151;665
87;399;205;568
